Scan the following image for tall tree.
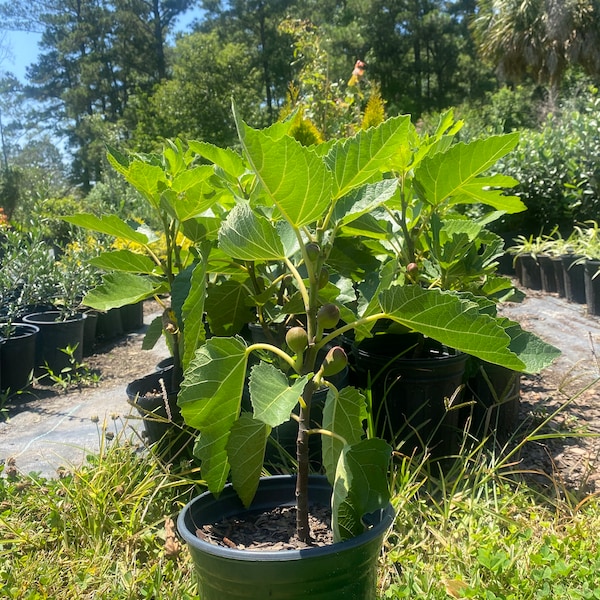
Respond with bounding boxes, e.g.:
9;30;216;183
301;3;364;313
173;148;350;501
131;29;264;149
472;0;600;100
362;0;492;117
198;0;294;121
18;0;194;189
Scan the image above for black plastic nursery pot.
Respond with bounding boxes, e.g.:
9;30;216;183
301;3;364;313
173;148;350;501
81;310;98;356
516;255;542;290
0;324;39;393
120;301;144;332
551;256;566;297
126;366;193;457
95;307;123;340
538;254;557;294
584;260;600;317
21;311;86;376
561;254;586;304
465;361;521;438
352;334;467;456
177;475;395;600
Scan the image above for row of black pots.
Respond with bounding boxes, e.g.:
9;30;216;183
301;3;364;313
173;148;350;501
0;302;145;396
516;254;600;315
0;311;86;395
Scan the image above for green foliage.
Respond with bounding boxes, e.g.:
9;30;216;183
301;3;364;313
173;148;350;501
0;166;22;220
0;424;198;599
495;88;600;234
132;30;266;150
176;106;559;543
381;443;600;599
278;18;379;140
41;343;101;390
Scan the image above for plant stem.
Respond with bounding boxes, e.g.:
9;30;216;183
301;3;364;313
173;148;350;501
296;376;316;543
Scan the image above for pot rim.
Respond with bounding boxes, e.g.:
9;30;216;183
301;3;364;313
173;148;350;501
177;474;395;562
22;310;86;324
3;323;40;338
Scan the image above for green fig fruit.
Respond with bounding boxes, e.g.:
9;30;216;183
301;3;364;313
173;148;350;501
285;326;308;353
316;303;340;330
321;346;348;377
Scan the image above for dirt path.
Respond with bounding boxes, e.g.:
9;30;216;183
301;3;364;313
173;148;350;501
499;291;600;493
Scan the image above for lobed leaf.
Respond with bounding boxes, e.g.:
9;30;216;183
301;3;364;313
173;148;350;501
322;386;368;483
83;273;162;311
249;362;308;428
227;413;270;507
219;202;288;261
235;110;333;228
332;438;392;542
178;336;249;495
379;285;527;371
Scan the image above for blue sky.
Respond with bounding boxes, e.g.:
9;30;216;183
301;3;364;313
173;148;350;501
3;7;201;82
4;30;42;81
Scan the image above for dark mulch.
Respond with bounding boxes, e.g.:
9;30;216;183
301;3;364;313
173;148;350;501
195;504;334;551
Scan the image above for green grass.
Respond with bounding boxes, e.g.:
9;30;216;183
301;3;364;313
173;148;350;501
2;386;600;599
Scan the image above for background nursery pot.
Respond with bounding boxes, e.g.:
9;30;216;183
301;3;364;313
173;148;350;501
584;260;600;316
177;475;395;600
22;310;86;376
0;323;39;393
126;366;193;458
561;254;586;303
352;334;467;456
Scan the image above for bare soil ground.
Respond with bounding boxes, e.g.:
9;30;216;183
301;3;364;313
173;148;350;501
498;290;600;495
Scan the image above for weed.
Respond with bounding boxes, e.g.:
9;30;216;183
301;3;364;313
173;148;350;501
0;417;202;599
40;344;101;390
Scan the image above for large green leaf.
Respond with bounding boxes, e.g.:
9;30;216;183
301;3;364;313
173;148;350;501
205;279;255;335
325;115;411;199
249;362;309;428
379;285;527;371
332;179;398;230
181;258;209;369
142;315;163;350
61;214;149;245
119;160;166;205
447;174;525;213
165;165;221;221
332;438;392;542
227;413;270;507
188;140;247;179
322;386;368;483
499;317;561;374
219;202;287;261
178;336;249;494
235;113;333;228
89;250;158;274
414;133;522;210
83;273;162;311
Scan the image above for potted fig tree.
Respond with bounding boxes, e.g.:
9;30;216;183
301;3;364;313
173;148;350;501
61;140;233;448
175;107;560;598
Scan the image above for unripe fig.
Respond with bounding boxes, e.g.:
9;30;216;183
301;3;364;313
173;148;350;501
318;266;329;289
316;303;340;330
321;346;348;377
285;326;308;354
305;242;321;262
